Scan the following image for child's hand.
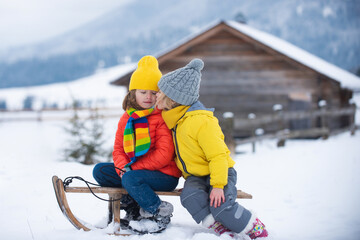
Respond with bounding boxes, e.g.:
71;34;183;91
210;188;225;208
119;168;126;178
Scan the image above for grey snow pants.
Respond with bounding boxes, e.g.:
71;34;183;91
180;168;251;233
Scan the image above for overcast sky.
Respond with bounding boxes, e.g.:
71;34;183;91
0;0;133;50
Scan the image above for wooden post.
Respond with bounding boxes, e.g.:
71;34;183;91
273;104;286;147
222;112;236;155
112;193;122;233
254;128;264;150
37;110;42;121
277;138;286;147
349;103;356;136
319;100;329;139
107;195;114;224
248;113;256;153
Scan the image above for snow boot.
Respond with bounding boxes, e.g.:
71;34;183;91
126;215;171;234
126;201;173;234
123;204;141;221
244;215;268;239
202;214;235;238
139;201;174;218
120;194;141;221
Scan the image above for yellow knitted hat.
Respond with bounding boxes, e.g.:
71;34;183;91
129;55;162;91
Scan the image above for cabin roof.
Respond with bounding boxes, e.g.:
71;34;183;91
225;21;360;91
111;20;360;91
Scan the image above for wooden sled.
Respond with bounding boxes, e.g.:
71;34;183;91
52;175;252;235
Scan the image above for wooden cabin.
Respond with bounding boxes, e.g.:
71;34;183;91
111;21;360;137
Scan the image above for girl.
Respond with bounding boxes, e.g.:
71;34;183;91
92;56;181;230
155;58;269;239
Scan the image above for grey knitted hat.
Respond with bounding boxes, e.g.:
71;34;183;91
158;58;204;106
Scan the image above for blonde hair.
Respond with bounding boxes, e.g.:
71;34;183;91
156;91;181;110
122;90;146;111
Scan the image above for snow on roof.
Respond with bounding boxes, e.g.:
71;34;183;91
116;20;360;91
112;21;222;84
225;20;360;91
153;20;222;59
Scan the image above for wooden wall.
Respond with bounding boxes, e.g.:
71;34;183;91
113;23;353;135
159;28;352;133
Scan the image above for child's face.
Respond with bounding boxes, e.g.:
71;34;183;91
155;90;166;110
135;89;157;109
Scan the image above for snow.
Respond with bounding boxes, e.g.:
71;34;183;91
223;112;234;119
0;59;359;239
141;19;360;92
272;104;283;112
296;5;303;16
226;21;360;91
0;63;135;110
254;128;264;136
323;7;335;18
248;113;256;119
128;219;162;233
1;105;360;240
318;100;327;108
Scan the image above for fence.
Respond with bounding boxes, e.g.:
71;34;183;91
221;105;358;153
0;107;124;122
1;105;358;153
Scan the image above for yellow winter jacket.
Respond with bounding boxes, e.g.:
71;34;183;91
161;101;235;189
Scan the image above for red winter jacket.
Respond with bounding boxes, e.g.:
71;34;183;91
112;108;181;178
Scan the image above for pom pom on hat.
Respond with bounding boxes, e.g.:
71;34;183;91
187;58;204;71
129;55;162;91
158;58;204;106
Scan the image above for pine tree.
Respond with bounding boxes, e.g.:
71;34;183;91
233;11;247;24
63;101;110;165
355;65;360;77
0;99;7;110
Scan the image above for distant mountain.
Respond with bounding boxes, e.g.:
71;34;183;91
0;0;359;89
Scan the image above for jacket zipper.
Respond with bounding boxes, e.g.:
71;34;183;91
173;125;189;174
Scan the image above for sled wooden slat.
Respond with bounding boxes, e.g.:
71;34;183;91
52;175;92;231
64;186;253;199
52;175;131;236
52;175;252;236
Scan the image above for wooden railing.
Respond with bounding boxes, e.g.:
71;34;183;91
1;105;358;153
233;107;356;129
221;105;358;153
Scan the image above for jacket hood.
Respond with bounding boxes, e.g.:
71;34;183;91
187;101;214;112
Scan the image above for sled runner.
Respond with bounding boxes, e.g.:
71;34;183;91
52;175;252;235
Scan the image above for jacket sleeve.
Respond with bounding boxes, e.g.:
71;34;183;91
197;116;230;189
112;114;130;172
130;118;175;171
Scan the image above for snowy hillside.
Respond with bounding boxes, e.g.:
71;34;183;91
1;0;359;89
0;63;134;111
2;0;359;66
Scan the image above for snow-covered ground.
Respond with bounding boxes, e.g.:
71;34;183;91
1;63;360;239
0;110;359;240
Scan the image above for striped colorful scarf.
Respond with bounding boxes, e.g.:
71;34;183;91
123;108;154;168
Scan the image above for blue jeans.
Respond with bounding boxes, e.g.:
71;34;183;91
93;162;179;214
